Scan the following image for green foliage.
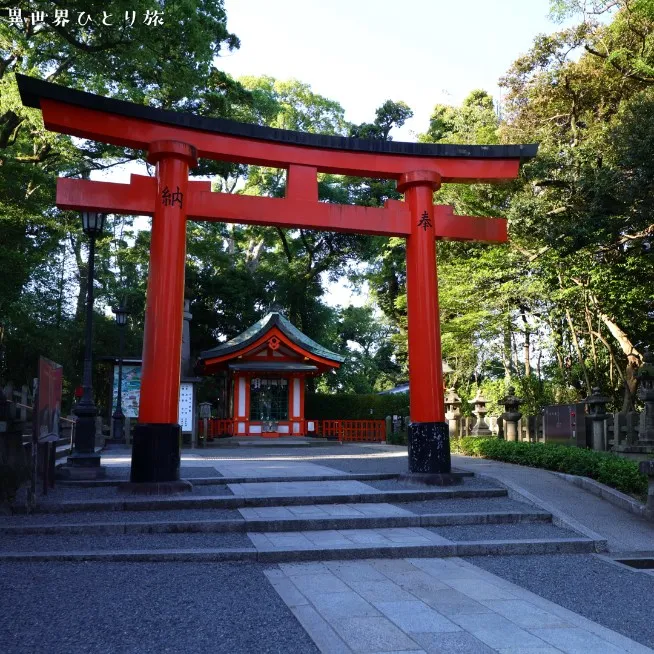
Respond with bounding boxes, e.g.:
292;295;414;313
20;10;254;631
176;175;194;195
4;0;654;428
349;100;413;140
452;438;648;497
305;392;409;420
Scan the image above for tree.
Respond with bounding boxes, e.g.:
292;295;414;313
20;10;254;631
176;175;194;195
0;1;250;390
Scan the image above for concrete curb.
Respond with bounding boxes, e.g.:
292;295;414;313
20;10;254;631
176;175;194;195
471;472;609;552
0;537;600;563
11;487;508;514
0;510;553;536
553;471;652;522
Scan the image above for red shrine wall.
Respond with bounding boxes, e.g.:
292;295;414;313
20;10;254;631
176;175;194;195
231;373;306;437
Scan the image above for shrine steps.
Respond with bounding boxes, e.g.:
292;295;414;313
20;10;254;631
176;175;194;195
10;487;510;514
55;471;404;488
1;476;607;562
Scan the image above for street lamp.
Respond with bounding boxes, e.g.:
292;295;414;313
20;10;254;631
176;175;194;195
111;303;129;444
67;211;106;476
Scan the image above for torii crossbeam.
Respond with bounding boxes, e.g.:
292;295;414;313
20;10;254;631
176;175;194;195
18;74;537;487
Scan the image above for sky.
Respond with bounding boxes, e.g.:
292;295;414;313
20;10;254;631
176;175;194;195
219;0;566;140
98;0;574;308
214;0;568;305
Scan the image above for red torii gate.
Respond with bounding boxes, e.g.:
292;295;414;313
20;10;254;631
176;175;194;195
17;74;537;487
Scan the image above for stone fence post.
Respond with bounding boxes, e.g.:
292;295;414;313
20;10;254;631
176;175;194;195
637;348;654;445
639;461;654;520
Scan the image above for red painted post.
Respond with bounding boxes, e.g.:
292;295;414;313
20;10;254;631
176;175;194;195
398;171;452;475
130;140;197;485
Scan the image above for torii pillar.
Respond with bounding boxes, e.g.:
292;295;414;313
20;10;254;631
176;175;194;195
131;140;197;488
399;171;451;477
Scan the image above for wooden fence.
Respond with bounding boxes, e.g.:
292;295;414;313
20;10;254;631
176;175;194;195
319;420;386;442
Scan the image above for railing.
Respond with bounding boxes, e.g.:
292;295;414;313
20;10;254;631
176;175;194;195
201;418;233;440
317;419;386;442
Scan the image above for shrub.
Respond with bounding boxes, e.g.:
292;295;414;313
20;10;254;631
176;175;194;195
305;392;409;420
451;438;648;498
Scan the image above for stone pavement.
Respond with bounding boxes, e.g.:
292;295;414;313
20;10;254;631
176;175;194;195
2;442;653;653
267;557;652;653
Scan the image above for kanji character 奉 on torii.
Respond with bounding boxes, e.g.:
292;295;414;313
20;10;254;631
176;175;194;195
17;74;537;490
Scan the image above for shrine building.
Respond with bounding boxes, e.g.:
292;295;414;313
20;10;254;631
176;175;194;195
197;312;344;437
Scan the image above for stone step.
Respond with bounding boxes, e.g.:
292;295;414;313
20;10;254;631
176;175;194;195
16;486;508;514
0;535;603;563
57;472;408;487
0;509;553;536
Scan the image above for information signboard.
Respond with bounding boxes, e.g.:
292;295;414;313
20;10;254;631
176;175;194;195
178;382;194;432
112;366;194;431
111;365;141;418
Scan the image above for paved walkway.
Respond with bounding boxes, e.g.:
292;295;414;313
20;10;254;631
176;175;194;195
451;455;654;553
268;557;651;653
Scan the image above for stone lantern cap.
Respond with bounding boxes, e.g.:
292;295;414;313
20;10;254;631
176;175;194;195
501;386;523;411
584;387;609;417
444;387;461;405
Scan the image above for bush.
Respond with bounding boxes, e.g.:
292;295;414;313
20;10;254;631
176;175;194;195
451;438;648;498
305;392;409;420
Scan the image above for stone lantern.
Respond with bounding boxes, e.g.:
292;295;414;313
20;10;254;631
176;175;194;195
637;348;654;444
584;387;609;451
444;388;462;438
198;402;213;445
471;389;492;437
501;386;523;442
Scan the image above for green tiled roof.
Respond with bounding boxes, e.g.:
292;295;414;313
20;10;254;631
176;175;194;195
198;312;345;363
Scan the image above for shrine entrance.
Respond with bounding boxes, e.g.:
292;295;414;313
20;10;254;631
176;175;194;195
17;74;537;485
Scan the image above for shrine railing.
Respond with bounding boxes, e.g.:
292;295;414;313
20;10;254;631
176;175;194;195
199;418;386;442
201;418;233;440
316;419;386;443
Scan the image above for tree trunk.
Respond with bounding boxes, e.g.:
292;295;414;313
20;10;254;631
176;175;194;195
564;308;592;395
502;316;512;382
595;310;641;411
520;308;531;377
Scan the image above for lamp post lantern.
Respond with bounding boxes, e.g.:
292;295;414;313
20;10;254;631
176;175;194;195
67;211;106;476
111;303;129;444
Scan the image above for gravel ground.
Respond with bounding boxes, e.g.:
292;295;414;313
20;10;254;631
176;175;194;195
0;561;318;654
313;452;409;474
467;554;654;649
393;497;539;514
432;523;579;541
0;508;242;526
362;477;502;491
0;531;254;552
190;485;232;496
102;466;223;479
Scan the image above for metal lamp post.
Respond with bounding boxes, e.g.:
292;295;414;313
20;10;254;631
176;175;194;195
68;211;106;475
111;304;129;444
